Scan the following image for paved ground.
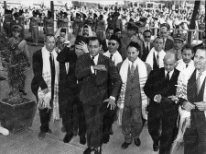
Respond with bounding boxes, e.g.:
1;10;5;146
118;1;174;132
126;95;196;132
0;43;184;154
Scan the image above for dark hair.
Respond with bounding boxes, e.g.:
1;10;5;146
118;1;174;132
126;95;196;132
88;37;101;45
75;35;88;45
44;34;55;42
182;44;193;53
154;36;164;42
143;29;152;36
127;42;141;52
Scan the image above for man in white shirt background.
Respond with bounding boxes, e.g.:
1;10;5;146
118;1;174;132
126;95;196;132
103;35;123;66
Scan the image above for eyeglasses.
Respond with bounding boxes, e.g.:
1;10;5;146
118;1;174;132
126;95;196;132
144;35;151;38
108;42;116;46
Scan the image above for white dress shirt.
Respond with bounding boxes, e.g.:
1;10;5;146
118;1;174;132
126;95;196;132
103;50;123;66
165;69;174;80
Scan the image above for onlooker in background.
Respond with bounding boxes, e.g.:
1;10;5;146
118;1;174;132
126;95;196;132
145;36;166;70
160;23;174;51
141;30;154;61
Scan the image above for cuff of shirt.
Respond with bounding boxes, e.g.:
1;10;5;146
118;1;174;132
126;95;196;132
109;96;116;101
90;66;95;74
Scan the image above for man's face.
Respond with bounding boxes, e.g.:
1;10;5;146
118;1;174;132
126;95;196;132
59;32;66;43
83;27;89;37
127;29;136;37
174;39;184;50
127;46;139;62
115;31;122;38
160;27;169;38
108;40;119;53
164;56;176;72
106;29;114;39
143;32;151;42
45;36;56;52
88;40;101;57
13;31;20;38
182;49;193;64
154;38;164;51
194;49;206;71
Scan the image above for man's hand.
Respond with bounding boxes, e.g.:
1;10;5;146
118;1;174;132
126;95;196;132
104;98;116;110
182;101;195;112
42;88;49;94
93;65;107;71
194;101;206;111
154;94;162;103
168;95;179;103
76;41;89;53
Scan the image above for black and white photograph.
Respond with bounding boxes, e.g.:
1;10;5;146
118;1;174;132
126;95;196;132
0;0;205;154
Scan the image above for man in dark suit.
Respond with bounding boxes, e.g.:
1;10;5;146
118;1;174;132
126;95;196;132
144;52;180;154
31;34;59;139
160;23;174;51
180;47;206;154
141;30;154;61
75;37;121;154
56;36;87;144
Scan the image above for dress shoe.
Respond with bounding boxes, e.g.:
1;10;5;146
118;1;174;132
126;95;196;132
47;129;52;134
80;135;86;145
153;142;159;152
63;133;73;143
19;89;27;95
134;138;141;147
121;142;131;149
102;134;110;144
94;147;102;154
83;147;93;154
38;131;46;139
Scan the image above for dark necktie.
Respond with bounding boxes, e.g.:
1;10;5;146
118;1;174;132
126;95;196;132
49;53;55;99
156;53;159;67
166;72;170;81
110;53;113;60
186;64;188;68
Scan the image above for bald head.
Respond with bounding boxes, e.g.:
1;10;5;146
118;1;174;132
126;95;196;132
164;52;176;72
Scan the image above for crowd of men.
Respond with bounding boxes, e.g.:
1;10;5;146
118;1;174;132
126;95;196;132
0;2;206;154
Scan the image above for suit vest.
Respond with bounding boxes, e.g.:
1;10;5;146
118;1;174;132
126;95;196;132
125;66;141;107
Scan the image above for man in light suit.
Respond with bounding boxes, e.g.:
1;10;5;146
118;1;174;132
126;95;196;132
180;47;206;154
75;37;121;154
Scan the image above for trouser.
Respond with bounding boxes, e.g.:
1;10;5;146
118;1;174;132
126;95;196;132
102;102;117;142
148;109;178;154
184;112;206;154
73;97;86;137
83;104;103;148
61;96;86;137
39;108;52;132
122;105;143;143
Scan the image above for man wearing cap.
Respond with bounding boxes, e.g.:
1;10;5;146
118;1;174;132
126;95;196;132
167;33;185;60
119;22;142;59
56;35;87;144
160;23;174;51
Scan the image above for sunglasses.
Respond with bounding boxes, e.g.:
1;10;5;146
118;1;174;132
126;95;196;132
144;35;151;38
108;42;116;46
